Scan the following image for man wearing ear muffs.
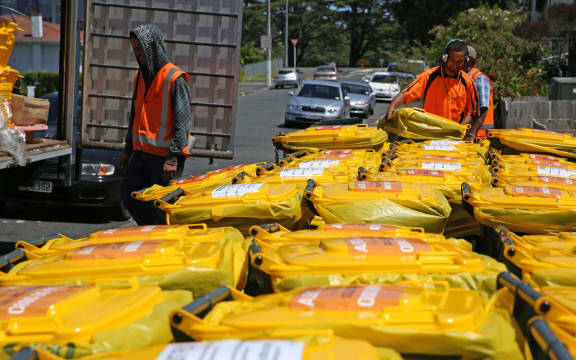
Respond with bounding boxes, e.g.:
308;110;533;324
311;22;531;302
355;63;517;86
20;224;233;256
384;39;479;141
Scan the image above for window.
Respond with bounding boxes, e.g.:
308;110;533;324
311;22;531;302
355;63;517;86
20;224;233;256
297;84;341;100
371;75;398;84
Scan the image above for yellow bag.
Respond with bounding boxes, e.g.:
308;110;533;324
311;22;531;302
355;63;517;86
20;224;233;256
249;222;472;250
155;183;312;234
378;107;469;140
272;125;389;153
489;129;576;160
170;284;522;359
23;337;393;360
0;284;191;359
0;225;250;296
249;234;504;296
462;183;576;234
305;180;452;233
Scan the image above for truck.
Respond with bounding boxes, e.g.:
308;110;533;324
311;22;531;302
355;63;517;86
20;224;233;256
0;0;242;218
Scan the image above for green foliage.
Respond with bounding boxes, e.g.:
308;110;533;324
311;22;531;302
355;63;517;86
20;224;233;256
241;43;266;65
14;72;60;98
430;5;548;101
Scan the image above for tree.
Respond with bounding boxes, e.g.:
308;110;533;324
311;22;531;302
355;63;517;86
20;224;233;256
430;5;547;101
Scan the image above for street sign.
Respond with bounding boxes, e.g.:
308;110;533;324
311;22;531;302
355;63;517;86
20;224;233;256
290;38;299;47
260;35;272;49
379;58;385;67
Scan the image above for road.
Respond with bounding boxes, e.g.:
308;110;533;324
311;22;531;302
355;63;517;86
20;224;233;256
0;68;391;244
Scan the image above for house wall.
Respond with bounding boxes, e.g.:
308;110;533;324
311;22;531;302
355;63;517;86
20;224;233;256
9;41;60;73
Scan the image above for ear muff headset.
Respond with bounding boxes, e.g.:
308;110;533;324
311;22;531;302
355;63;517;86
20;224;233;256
442;39;469;63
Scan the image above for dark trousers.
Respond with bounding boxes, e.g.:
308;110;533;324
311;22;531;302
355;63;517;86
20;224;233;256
120;151;184;225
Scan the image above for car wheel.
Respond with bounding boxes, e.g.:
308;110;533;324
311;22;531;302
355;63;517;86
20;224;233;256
109;202;131;221
274;85;279;89
370;106;374;115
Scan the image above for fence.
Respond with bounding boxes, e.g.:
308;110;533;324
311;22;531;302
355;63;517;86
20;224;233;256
500;96;576;133
242;58;283;79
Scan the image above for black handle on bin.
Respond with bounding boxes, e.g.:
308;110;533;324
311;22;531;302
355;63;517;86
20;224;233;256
158;188;185;205
305;179;316;199
291;150;308;159
496;226;517;257
358;167;367;181
0;249;26;273
232;171;247;184
498;272;550;313
18;234;61;249
250;240;264;266
179;286;233;319
461;182;472;201
11;347;38;360
528;318;573;360
251;223;280;236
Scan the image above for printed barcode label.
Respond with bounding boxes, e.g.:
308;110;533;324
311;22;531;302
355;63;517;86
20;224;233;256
298;160;340;168
280;168;325;177
421;162;462;171
423;144;456;151
156;340;305;360
537;167;576;178
211;183;264;198
428;140;462;146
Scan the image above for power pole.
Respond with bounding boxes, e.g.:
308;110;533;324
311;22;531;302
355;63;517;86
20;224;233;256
285;0;288;68
266;0;272;88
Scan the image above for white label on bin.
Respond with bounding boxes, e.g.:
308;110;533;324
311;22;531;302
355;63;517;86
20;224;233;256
423;144;456;151
298;160;340;168
428;140;462;146
76;245;96;255
156;340;305;360
421;162;462;171
280;168;325;177
140;226;156;232
211;183;264;198
537;167;576;178
124;241;143;252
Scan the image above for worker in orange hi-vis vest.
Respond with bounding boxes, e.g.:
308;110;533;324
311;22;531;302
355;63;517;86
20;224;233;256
117;24;194;225
384;39;479;141
463;45;494;139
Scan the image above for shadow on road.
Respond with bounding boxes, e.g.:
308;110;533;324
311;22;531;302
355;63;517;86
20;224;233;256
1;201;123;224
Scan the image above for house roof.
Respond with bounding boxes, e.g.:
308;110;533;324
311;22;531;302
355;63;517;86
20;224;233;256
0;14;60;42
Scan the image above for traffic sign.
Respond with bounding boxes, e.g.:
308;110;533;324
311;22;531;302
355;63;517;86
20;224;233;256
290;38;299;47
260;35;272;49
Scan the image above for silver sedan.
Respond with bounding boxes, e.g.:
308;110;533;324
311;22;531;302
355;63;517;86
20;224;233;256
342;81;376;119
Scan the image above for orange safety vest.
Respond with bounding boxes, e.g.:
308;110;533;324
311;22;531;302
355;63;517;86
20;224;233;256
468;67;493;138
132;63;191;156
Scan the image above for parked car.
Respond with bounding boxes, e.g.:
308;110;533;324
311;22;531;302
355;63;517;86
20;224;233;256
341;81;376;118
274;68;303;89
284;80;350;127
365;71;401;101
313;65;339;81
0;92;129;220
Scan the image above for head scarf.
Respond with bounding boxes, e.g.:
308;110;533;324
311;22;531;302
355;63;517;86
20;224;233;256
130;24;169;86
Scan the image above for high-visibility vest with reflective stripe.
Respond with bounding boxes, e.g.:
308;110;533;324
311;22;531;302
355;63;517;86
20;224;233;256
468;68;493;138
132;63;189;156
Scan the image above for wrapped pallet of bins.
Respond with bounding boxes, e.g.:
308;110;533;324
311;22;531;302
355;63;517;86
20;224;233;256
169;284;522;360
0;283;191;359
488;129;576;160
0;20;22;108
18;337;398;360
462;183;576;235
0;225;250;297
130;164;264;224
272;124;388;154
247;233;504;296
496;273;574;360
378;107;469;140
154;183;313;234
304;180;452;233
493;226;576;288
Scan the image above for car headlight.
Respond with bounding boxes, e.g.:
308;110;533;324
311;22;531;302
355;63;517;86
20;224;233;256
326;108;339;113
354;101;368;106
287;104;300;111
82;163;116;176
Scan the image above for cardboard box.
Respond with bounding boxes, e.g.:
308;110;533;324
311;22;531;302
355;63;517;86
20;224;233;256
11;94;50;126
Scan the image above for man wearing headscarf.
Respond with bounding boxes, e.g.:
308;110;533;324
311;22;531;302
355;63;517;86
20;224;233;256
118;24;193;224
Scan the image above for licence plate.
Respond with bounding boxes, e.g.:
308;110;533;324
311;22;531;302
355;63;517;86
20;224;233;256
18;180;53;193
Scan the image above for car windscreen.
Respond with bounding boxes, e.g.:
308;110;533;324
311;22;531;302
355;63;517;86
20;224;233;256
342;84;370;95
278;70;294;74
371;75;398;84
297;84;341;100
316;67;336;73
